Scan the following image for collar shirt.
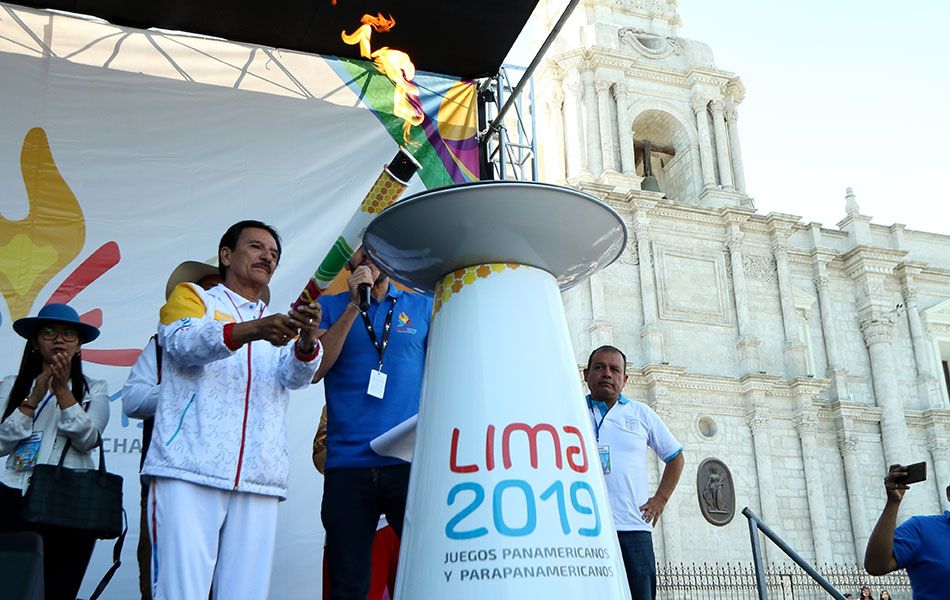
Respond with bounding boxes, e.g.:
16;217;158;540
587;394;682;532
0;375;110;492
892;510;950;600
318;283;432;469
143;283;322;499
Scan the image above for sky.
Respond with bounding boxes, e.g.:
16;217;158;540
509;1;950;235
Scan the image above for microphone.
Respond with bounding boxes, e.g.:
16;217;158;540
358;283;371;312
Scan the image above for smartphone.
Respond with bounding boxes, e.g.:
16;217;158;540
896;462;927;485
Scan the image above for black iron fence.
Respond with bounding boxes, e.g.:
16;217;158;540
656;562;911;599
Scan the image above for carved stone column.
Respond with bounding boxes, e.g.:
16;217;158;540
746;399;777;561
560;78;583;179
898;263;942;409
724;102;747;194
581;69;603;176
635;211;664;363
837;433;870;562
652;397;682;564
772;241;808;376
587;273;613;349
726;230;760;372
690;94;716;189
595;81;616;172
813;260;850;401
612;82;636;176
544;85;567;182
861;318;911;465
709;100;735;190
793;389;833;564
929;436;950;512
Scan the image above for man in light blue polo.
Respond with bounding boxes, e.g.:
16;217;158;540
314;247;432;600
864;466;950;600
584;345;684;600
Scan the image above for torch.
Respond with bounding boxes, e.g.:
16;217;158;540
291;147;421;312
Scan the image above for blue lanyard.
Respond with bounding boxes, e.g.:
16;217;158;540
587;398;611;441
33;392;54;423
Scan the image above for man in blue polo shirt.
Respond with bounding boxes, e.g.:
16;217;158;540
314;247;431;600
584;345;684;600
864;466;950;600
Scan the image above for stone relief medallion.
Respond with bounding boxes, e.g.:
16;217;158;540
696;457;735;527
741;254;776;283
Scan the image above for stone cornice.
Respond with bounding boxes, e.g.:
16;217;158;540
828;401;884;425
685;66;737;87
789;376;832;397
841;246;908;277
719;205;755;225
765;212;803;233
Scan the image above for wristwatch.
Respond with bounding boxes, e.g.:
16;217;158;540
19;399;39;410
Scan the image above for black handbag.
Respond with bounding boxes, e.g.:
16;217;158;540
21;436;128;600
21;437;123;539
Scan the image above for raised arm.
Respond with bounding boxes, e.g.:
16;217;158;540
312;266;374;383
864;464;907;575
58;378;110;451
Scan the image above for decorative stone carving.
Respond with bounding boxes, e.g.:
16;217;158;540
612;81;629;101
867;279;886;300
745;408;769;433
696;458;735;527
619;27;682;59
860;318;893;346
794;408;820;435
837;436;858;456
741;254;777;283
813;276;830;292
770;241;789;261
690;94;709;115
616;0;679;21
724;232;745;252
618;239;640;266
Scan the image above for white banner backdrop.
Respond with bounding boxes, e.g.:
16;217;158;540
0;5;474;598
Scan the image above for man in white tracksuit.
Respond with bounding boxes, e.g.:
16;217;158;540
142;220;323;600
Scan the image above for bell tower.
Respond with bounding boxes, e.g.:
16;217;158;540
536;0;750;208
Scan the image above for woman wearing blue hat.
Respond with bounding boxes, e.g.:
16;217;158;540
0;303;110;600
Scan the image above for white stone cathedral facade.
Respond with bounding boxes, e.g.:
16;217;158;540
531;0;950;566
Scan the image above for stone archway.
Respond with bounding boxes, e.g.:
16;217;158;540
630;108;694;202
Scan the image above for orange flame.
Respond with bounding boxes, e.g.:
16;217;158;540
0;128;85;319
342;13;424;144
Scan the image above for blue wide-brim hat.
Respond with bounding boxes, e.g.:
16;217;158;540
13;303;100;343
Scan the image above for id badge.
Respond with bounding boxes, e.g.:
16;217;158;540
368;369;388;399
598;444;611;475
8;432;43;472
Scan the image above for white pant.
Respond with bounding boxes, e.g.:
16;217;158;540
148;477;279;600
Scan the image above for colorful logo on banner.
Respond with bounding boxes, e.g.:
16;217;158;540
0;127;140;367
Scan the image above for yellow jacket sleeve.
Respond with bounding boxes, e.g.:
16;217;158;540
160;283;207;325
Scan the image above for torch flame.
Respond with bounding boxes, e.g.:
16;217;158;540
342;13;424;144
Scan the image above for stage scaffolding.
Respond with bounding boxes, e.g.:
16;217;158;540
478;64;539;182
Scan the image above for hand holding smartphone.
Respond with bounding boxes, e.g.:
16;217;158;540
894;461;927;485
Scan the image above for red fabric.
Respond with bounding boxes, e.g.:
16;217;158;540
295;339;321;362
223;322;240;351
322;525;401;600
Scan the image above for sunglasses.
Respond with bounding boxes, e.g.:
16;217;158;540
38;325;80;342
